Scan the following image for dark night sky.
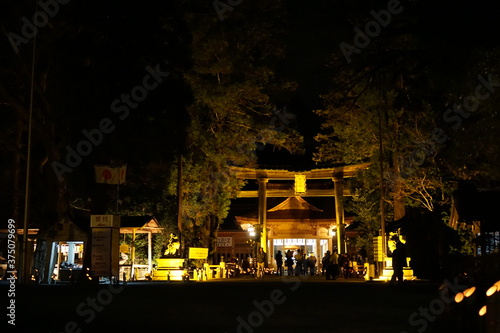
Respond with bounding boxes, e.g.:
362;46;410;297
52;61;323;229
2;0;500;228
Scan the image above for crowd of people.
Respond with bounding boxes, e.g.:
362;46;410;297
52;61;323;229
225;239;408;282
274;249;363;279
234;248;365;279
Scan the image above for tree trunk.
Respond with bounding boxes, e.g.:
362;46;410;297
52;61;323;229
392;156;406;221
11;116;24;221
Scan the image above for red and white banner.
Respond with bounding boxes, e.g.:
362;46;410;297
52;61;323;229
94;165;126;184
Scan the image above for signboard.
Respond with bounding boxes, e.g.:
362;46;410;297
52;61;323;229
188;247;209;259
294;174;307;194
91;215;120;228
91;228;119;276
217;237;233;247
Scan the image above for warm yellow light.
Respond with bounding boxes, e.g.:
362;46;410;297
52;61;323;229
120;244;130;253
479;305;487;316
494;280;500;288
464;286;476;297
486;285;498;297
294;174;307;194
455;292;464;303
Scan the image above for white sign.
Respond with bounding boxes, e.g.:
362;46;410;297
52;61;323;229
217;237;233;247
91;215;120;228
91;228;119;276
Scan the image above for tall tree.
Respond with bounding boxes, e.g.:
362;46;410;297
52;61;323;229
176;1;303;254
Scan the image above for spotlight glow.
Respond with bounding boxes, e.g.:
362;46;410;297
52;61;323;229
486;285;498;297
454;292;464;303
464;286;476;297
479;305;487;316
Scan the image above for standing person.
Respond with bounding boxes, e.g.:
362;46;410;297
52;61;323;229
322;251;330;276
390;239;407;284
342;254;351;279
285;250;294;276
307;253;317;276
241;256;250;274
351;257;358;278
294;249;303;276
275;250;283;276
327;250;339;280
338;253;346;278
256;247;266;278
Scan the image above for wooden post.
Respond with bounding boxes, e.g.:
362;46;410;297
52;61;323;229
148;231;152;274
333;176;345;254
177;156;183;257
378;99;387;273
131;229;136;280
258;178;268;253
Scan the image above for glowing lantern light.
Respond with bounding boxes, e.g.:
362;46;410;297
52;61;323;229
479;305;487;316
248;226;256;238
464;286;476;297
455;292;464;303
294;174;306;194
486;285;498;297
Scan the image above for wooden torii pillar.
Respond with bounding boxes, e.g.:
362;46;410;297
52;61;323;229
258;178;268;253
333;175;345;254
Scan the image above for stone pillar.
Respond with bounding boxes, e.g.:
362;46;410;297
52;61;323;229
67;242;76;265
258;178;268;253
46;242;57;283
333;176;346;254
131;229;136;280
269;239;274;269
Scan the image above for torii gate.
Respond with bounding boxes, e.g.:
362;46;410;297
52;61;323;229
230;163;370;254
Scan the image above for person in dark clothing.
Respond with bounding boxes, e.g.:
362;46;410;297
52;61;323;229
342;254;351;279
321;251;330;276
326;250;339;280
390;239;407;284
275;250;283;276
256;247;266;278
241;256;250;274
285;250;294;275
306;253;317;276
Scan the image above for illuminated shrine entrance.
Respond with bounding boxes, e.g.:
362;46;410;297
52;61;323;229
272;239;330;258
236;196;355;266
232;164;368;257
